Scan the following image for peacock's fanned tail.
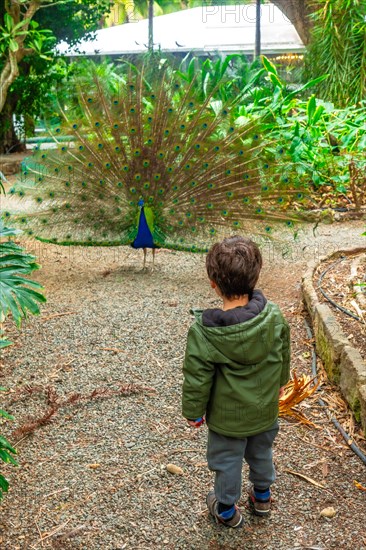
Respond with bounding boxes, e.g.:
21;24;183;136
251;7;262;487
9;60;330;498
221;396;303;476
7;65;308;251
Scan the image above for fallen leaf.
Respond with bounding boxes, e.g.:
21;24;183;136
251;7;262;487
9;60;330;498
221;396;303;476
284;469;325;488
87;463;101;469
353;480;366;492
321;462;329;478
166;463;184;475
320;506;336;518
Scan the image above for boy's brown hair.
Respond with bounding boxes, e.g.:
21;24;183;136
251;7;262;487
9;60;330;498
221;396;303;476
206;236;262;299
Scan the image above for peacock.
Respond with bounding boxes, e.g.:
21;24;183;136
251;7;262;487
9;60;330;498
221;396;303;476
5;63;308;267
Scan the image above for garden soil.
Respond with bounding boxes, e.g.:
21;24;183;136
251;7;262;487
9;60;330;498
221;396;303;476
1;220;366;550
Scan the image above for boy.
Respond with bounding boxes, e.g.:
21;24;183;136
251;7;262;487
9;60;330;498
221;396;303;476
182;236;290;528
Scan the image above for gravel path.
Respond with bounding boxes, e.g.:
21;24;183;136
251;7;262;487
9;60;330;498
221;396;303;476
1;220;366;550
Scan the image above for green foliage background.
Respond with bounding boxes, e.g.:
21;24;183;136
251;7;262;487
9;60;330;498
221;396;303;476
307;0;366;106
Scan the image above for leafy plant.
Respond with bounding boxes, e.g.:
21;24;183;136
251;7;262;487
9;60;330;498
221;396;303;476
0;389;17;501
0;0;113;153
0;184;46;500
0;13;53;57
177;54;262;103
0;219;46;346
0;180;46;346
0;4;55;115
231;57;366;203
306;0;366;107
230;58;332;191
35;55;366;210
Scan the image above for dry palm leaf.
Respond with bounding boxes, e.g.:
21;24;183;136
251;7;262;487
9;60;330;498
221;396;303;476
285;469;325;489
279;370;321;427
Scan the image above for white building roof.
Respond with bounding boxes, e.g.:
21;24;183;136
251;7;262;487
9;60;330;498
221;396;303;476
58;4;304;57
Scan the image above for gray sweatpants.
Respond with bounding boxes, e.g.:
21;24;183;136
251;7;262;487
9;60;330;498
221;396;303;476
206;421;279;506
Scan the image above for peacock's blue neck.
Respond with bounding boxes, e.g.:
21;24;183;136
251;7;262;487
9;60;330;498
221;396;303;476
132;202;155;249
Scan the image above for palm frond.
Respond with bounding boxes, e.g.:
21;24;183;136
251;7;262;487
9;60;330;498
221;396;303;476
279;371;321;427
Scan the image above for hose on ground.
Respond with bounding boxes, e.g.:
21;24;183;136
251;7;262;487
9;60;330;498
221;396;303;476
318;257;362;322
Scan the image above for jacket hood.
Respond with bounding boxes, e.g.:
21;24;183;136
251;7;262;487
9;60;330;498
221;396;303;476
202;290;267;327
192;290;276;365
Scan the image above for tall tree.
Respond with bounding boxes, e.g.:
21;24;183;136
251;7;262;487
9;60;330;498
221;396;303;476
0;0;43;114
270;0;320;45
0;0;112;154
307;0;366;106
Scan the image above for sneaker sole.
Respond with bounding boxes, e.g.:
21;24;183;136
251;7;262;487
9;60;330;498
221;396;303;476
207;493;244;528
218;515;244;528
248;496;271;517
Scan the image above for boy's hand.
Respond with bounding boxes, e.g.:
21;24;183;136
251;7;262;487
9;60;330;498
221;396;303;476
279;386;285;398
187;416;205;428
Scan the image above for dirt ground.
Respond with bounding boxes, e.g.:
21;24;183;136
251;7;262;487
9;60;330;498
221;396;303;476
1;220;366;550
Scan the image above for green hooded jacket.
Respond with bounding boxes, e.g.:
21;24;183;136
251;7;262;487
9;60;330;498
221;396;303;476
182;291;290;438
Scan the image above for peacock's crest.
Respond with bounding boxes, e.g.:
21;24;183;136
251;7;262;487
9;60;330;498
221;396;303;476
7;63;308;252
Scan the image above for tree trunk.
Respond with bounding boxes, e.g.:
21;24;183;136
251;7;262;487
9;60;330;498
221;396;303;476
0;0;41;115
0;95;25;154
271;0;321;45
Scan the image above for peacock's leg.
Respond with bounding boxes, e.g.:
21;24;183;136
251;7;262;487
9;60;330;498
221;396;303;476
151;248;156;273
143;247;147;270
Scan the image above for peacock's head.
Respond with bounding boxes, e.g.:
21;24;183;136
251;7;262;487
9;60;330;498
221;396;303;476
138;198;145;208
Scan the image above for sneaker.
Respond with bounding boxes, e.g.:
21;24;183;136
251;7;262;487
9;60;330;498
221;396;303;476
248;487;272;517
206;491;243;528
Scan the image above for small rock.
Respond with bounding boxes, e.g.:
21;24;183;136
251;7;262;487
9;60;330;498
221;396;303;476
166;463;184;475
320;506;337;518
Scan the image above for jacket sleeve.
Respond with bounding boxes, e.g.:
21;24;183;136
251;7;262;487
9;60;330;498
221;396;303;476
280;319;291;387
182;324;216;420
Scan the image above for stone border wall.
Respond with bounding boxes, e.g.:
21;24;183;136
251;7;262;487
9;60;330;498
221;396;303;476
302;247;366;435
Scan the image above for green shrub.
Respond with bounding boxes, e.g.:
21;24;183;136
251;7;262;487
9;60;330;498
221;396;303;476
0;220;46;346
1;187;46;500
233;57;365;197
0;390;17;501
